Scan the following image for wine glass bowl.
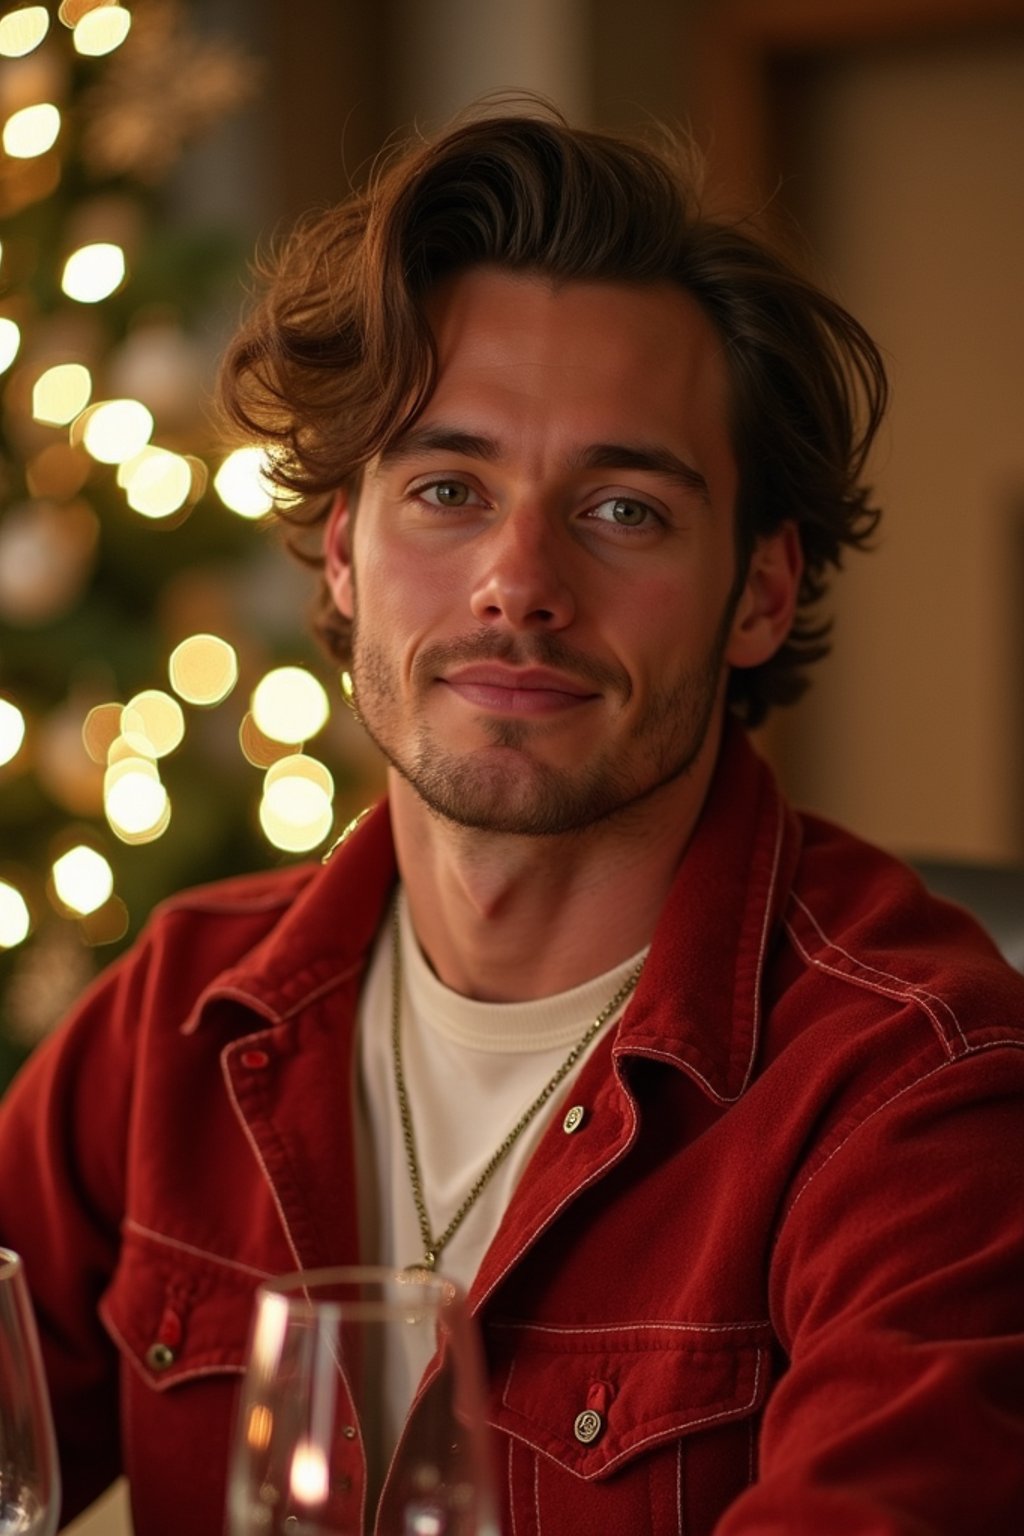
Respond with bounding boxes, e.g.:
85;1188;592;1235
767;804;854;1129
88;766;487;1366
0;1249;60;1536
228;1267;498;1536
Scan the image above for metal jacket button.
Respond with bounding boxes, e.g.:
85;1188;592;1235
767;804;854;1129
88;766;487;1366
562;1104;585;1134
573;1409;603;1444
145;1342;175;1371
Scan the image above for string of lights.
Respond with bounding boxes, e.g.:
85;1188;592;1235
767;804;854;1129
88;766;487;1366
0;3;372;1061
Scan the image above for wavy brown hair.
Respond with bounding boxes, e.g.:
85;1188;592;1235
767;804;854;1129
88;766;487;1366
218;104;887;726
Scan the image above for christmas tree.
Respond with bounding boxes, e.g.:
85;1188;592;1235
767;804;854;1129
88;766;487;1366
0;0;380;1090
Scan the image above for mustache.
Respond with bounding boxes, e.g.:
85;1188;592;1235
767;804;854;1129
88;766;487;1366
413;630;629;696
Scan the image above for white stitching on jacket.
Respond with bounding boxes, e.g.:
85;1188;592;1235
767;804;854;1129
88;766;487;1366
490;1319;769;1339
788;891;968;1052
122;1219;274;1279
491;1350;765;1480
738;794;787;1096
506;1440;518;1536
220;1033;304;1273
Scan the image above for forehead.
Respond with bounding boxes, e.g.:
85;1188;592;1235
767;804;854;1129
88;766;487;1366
415;267;735;470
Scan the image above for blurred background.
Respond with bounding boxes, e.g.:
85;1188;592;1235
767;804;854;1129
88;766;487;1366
1;0;1023;1101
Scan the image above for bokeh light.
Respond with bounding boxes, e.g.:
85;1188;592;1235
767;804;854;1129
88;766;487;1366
0;6;50;57
32;362;93;425
0;318;21;373
289;1442;330;1507
0;882;31;949
58;0;111;25
120;446;192;518
107;733;153;768
0;699;27;768
82;702;123;765
3;103;61;159
79;399;154;464
168;633;239;706
104;767;170;843
78;894;129;947
260;756;335;854
61;242;126;303
264;753;334;798
239;712;293;769
121;690;185;758
52;845;113;916
251;667;329;744
214;446;275;519
73;4;131;56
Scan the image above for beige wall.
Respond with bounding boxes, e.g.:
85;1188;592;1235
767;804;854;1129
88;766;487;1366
774;38;1024;863
389;0;589;126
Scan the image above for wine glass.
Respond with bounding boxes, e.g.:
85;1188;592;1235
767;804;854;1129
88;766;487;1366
227;1266;499;1536
0;1249;60;1536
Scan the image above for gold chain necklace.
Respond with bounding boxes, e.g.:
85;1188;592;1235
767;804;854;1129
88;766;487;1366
390;903;646;1272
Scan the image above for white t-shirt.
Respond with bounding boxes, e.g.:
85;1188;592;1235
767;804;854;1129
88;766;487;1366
356;890;647;1437
354;889;647;1426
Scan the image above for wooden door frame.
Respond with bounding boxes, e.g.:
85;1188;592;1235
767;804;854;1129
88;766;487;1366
690;0;1024;214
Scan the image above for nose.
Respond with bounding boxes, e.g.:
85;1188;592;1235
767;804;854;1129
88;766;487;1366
469;508;576;631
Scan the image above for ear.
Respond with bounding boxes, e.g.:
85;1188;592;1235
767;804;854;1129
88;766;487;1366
324;489;355;621
725;521;803;670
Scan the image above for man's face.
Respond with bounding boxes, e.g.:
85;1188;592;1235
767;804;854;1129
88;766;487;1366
327;268;795;837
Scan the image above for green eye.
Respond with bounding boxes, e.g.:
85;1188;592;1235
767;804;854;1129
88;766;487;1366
430;481;469;506
611;499;647;526
592;496;654;528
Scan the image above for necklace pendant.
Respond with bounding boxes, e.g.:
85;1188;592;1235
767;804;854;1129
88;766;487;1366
391;901;647;1295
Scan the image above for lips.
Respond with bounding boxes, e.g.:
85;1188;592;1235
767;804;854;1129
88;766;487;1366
441;664;600;714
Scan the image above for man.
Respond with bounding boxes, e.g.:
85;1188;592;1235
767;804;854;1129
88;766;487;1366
2;108;1023;1536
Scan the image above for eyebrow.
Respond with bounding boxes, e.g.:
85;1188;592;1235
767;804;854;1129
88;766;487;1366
378;426;501;467
573;442;708;497
378;425;709;496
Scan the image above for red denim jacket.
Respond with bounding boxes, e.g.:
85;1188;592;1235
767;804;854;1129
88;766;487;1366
2;726;1024;1535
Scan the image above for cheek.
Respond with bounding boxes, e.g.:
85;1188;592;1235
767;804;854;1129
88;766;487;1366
356;540;461;650
606;571;736;702
404;547;466;604
620;569;724;652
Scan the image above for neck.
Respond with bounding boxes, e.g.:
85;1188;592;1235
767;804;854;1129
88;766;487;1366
389;733;722;1002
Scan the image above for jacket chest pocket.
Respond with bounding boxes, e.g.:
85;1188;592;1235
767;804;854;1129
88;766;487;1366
100;1225;265;1385
486;1318;772;1536
99;1226;270;1536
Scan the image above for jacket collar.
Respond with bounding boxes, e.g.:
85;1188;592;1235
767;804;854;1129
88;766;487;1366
182;800;398;1033
186;724;801;1104
613;721;801;1102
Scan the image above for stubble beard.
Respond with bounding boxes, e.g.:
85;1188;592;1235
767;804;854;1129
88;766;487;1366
348;611;737;838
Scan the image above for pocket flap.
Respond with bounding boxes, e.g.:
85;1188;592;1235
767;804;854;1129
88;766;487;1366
487;1318;771;1479
100;1224;269;1390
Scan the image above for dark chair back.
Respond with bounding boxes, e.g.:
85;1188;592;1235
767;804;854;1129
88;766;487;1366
913;860;1024;973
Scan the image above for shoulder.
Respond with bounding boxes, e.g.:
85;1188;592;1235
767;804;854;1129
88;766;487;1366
124;801;396;1026
34;864;324;1051
781;812;1024;1060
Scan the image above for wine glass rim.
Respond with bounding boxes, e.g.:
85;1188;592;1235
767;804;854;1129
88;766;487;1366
0;1247;23;1280
258;1264;462;1316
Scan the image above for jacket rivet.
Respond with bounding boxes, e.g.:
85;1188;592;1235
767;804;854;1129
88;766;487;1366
563;1104;585;1134
574;1408;603;1444
145;1342;175;1371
